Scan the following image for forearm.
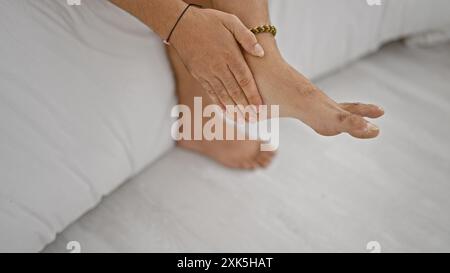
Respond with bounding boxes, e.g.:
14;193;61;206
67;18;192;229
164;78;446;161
110;0;187;39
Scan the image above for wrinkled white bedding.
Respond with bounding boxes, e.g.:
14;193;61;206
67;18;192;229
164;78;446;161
45;42;450;252
271;0;450;78
0;0;176;251
1;0;450;252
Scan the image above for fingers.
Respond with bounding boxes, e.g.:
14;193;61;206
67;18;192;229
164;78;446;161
198;79;223;109
222;68;249;107
209;77;235;108
340;103;384;118
201;64;260;113
338;112;380;139
223;15;264;57
228;62;263;106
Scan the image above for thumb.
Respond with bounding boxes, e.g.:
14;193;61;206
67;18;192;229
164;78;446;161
223;15;265;57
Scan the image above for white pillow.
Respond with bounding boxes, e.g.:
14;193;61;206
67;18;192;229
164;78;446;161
0;0;175;252
1;0;450;252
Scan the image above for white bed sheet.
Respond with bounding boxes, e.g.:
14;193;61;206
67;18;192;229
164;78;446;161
0;0;176;251
1;0;450;252
45;42;450;252
272;0;450;78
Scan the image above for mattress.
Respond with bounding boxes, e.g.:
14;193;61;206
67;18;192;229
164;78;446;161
44;42;450;252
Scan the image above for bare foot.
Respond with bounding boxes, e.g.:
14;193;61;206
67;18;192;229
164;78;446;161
178;138;275;169
246;35;385;139
168;44;276;169
175;89;276;169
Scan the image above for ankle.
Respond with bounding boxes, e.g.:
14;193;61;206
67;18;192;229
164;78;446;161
258;34;282;58
244;34;282;62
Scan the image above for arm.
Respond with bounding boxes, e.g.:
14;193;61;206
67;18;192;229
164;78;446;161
110;0;265;108
110;0;187;40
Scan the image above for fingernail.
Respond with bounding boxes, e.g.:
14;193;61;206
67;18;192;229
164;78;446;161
367;123;379;132
378;106;384;112
254;43;264;57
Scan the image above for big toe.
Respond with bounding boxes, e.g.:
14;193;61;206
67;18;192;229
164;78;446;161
339;112;380;139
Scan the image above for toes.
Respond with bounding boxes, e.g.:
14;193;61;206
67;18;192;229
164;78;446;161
240;161;257;170
250;162;259;169
256;157;270;168
349;122;380;139
255;151;276;168
338;112;380;139
261;151;276;162
339;103;384;118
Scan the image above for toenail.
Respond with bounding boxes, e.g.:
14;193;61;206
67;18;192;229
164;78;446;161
367;123;379;132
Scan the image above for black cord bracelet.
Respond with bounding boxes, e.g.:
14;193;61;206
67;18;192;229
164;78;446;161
163;4;201;45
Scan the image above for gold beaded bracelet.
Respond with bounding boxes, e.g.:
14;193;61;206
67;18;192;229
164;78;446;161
249;25;277;37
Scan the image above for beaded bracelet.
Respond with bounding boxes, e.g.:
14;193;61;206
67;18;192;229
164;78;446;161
249;24;277;37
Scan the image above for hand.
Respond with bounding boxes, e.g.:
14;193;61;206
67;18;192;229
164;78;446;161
170;6;264;109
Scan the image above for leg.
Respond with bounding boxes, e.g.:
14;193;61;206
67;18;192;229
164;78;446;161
212;0;384;139
167;38;275;169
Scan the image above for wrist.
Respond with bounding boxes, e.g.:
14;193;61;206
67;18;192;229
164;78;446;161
110;0;189;41
159;0;189;40
168;5;203;49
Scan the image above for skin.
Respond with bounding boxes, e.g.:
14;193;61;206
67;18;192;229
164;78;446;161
167;45;275;169
211;0;384;139
110;0;264;109
110;0;385;169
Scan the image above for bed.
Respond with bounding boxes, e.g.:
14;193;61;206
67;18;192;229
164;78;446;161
44;41;450;252
1;0;450;252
